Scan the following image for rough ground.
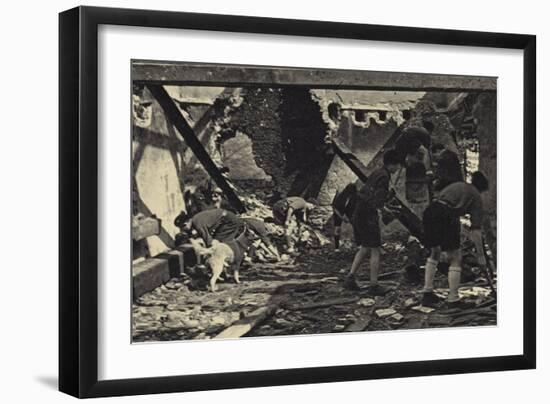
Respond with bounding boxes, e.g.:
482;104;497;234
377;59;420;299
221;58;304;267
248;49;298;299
132;233;496;342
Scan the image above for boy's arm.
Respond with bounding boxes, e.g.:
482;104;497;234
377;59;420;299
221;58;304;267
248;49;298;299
285;207;294;226
260;241;280;260
193;221;213;247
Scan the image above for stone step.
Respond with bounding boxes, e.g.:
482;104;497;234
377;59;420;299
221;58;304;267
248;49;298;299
132;249;186;298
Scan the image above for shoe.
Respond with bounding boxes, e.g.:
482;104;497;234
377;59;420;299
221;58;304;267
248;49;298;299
367;284;391;296
421;291;443;307
343;276;361;291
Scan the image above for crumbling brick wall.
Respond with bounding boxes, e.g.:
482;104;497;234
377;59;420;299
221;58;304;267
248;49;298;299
229;88;288;192
226;87;331;200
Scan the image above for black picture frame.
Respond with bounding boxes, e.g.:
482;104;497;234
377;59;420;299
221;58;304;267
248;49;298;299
59;6;536;398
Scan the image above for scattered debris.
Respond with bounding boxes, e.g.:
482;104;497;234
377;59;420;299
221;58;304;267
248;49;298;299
390;313;404;322
427;315;452;326
404;298;417;308
215;305;278;339
333;324;347;332
358;298;376;307
286;297;360;311
375;308;398;318
412;305;435;314
345;317;372;332
133;222;497;341
458;286;492;298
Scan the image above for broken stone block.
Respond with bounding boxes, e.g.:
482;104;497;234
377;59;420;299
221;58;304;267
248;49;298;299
211;316;226;326
404;298;417;308
133;258;171;298
274;318;294;328
183;319;200;328
427;315;452;326
358;298;376;307
458;286;491;298
375;308;397;318
163;320;182;329
167;312;183;321
333;324;346;332
412;305;435;313
390;313;404;322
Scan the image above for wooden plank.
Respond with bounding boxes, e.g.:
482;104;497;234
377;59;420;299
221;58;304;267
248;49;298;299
146;84;246;213
214;305;278;339
286;297;360;311
134;61;497;92
345;317;372;332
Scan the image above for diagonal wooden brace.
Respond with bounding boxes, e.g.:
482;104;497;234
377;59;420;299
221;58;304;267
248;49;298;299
330;135;425;243
146;84;246;213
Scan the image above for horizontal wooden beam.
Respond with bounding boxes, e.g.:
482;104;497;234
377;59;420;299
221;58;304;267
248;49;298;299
133;61;496;92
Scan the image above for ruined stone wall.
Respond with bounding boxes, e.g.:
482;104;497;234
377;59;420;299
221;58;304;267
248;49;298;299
132;87;187;257
228;88;288;193
473;93;497;255
473;93;497;216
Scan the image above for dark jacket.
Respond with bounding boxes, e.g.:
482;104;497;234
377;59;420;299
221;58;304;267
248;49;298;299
356;167;391;210
191;209;243;247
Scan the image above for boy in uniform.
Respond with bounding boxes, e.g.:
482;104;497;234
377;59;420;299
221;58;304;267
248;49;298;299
344;150;402;295
421;172;490;307
271;196;315;253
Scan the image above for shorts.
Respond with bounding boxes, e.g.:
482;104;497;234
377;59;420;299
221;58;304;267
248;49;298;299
352;205;381;248
423;201;461;251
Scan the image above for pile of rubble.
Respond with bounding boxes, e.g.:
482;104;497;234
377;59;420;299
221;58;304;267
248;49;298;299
240;193;332;250
133;233;496;342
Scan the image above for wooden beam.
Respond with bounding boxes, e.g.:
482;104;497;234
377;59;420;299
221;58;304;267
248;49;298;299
331;135;425;242
134;61;497;92
286;297;360;311
214;305;278;339
146;84;246;213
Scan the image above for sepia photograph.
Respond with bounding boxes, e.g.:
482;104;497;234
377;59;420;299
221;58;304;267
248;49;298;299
130;60;497;342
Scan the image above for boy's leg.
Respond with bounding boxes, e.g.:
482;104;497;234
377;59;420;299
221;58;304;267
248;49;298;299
421;247;442;306
420;202;445;306
334;226;341;250
447;249;462;302
363;208;388;295
344;246;368;290
349;246;369;276
369;247;380;286
423;247;441;293
285;220;296;252
333;213;343;250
